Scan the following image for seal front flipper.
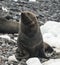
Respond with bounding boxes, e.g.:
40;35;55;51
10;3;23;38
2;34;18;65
15;47;29;61
43;42;54;58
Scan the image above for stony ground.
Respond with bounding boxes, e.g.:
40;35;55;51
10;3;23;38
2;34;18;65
0;34;48;65
0;0;60;65
0;0;60;22
0;34;18;65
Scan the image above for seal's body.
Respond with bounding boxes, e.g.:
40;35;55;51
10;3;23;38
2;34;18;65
16;11;53;61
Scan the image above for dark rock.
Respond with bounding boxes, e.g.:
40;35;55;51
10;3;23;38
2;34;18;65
5;16;13;20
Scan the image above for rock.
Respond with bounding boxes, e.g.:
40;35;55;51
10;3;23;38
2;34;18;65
13;0;18;2
43;59;60;65
29;0;36;2
14;37;18;41
26;57;42;65
8;54;18;63
2;6;8;12
5;61;8;65
12;47;17;52
0;34;11;41
54;48;60;53
40;21;60;48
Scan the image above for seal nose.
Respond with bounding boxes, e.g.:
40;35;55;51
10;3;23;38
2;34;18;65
21;12;26;18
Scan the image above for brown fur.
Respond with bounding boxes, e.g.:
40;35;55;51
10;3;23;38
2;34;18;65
15;11;54;61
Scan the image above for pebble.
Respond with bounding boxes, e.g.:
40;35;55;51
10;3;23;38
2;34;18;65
8;54;18;63
0;34;18;65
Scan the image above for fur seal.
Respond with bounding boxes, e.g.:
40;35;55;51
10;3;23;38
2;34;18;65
0;17;19;33
15;11;54;61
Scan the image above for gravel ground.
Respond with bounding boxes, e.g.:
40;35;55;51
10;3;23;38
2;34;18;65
0;0;60;22
0;0;60;65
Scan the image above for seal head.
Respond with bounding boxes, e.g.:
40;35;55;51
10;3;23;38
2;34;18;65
21;11;38;37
